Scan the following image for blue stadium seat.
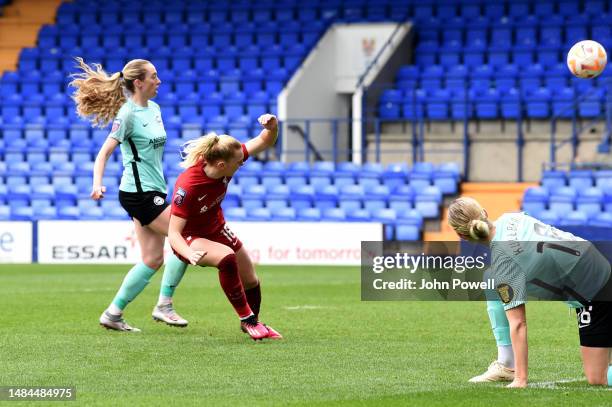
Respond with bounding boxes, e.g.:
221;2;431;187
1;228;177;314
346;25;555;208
548;186;577;216
568;170;593;190
371;208;397;240
290;185;315;209
541;170;566;189
296;207;321;221
559;210;589;227
314;185;339;210
522;187;549;216
536;209;560;225
594;170;612;190
576;187;603;218
10;206;33;221
225;207;247;221
414;186;441;218
338;184;364;212
0;206;10;220
248;207;272;221
589;212;612;227
321;208;346;221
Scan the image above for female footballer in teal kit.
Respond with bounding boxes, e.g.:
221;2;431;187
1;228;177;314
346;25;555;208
70;58;188;332
448;197;612;388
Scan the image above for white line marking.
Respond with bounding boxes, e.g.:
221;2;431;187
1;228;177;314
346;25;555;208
283;305;332;310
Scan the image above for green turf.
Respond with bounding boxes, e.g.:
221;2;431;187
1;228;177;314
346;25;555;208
0;264;610;406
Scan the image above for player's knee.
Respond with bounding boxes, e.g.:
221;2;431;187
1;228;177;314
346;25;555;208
142;255;164;270
241;270;259;288
217;253;238;273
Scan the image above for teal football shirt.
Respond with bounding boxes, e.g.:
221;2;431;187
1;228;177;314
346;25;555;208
109;99;167;193
490;212;611;310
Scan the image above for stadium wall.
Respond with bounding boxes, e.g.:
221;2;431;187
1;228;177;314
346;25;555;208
0;221;382;266
280;23;401;162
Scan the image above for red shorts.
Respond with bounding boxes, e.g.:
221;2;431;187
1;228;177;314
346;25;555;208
173;223;243;264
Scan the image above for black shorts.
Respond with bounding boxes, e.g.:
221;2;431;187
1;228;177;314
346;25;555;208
576;301;612;347
118;190;168;226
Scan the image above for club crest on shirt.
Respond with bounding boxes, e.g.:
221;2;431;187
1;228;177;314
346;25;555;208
155;114;163;124
174;187;186;206
153;196;165;206
222;177;228;185
496;283;514;304
111;118;122;133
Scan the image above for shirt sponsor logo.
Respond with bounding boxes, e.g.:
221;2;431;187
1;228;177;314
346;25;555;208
174;188;186;206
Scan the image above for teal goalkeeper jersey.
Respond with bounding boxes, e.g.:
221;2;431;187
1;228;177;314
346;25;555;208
489;212;611;310
109;99;167;193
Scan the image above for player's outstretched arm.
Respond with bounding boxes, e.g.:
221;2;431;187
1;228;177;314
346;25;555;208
506;304;528;388
245;114;278;156
168;215;204;265
91;137;120;200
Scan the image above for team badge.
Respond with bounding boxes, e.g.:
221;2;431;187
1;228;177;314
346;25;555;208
174;187;186;206
153;196;165;206
496;284;514;304
111;118;122;133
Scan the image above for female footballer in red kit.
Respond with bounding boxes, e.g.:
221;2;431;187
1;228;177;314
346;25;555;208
168;114;282;340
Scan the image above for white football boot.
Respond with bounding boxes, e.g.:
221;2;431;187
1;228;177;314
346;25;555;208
99;311;141;332
152;303;188;327
469;361;515;383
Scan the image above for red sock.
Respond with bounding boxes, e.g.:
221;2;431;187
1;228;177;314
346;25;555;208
245;283;261;318
217;254;252;319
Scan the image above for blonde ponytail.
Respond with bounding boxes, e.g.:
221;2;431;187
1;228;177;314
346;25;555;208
69;57;152;128
180;133;242;168
448;197;493;242
469;219;490;241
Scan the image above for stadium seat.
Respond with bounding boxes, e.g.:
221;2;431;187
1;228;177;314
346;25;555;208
297;208;321;221
522;187;549;216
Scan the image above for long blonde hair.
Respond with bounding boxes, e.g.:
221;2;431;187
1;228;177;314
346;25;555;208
69;57;151;127
448;197;493;242
180;133;242;168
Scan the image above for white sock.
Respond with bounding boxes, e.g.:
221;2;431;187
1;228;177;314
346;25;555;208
107;303;122;316
158;295;173;306
497;345;515;368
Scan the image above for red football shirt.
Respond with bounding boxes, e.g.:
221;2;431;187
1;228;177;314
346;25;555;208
171;144;249;237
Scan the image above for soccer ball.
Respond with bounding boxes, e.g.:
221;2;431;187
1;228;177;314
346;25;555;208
567;40;607;79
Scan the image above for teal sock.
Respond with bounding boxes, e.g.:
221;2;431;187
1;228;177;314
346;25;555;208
111;263;157;310
160;253;188;299
608;365;611;386
487;300;511;346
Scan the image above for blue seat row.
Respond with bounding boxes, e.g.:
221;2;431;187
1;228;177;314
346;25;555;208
523;186;612;216
56;0;612;21
0;202;423;240
541;170;612;190
380;88;608;120
38;29;323;50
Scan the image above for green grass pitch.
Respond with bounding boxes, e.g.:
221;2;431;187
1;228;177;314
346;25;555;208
0;264;610;406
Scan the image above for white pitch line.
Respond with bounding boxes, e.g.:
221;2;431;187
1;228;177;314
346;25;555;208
531;378;583;388
531;378;612;390
283;305;331;311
